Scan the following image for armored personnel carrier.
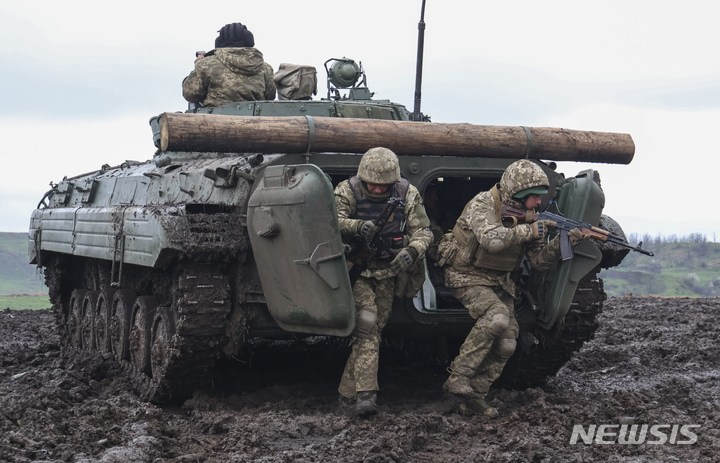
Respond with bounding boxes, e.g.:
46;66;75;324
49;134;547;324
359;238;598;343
29;47;641;402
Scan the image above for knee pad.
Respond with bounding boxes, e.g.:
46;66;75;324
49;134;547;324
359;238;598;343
496;338;517;360
487;312;510;338
355;308;377;340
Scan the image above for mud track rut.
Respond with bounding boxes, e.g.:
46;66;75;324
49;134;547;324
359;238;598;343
3;297;718;462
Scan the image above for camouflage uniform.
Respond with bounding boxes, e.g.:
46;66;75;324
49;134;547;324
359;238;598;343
439;160;563;399
182;47;276;106
336;149;433;400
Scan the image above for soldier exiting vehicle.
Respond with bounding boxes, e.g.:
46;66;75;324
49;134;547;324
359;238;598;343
335;147;433;416
436;160;587;417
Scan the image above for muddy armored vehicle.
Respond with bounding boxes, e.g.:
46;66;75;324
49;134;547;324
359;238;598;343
29;55;640;403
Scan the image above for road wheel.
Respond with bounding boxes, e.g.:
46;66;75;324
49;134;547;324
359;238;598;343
150;306;177;380
81;291;100;350
129;296;159;375
94;289;117;353
68;289;87;348
110;290;137;361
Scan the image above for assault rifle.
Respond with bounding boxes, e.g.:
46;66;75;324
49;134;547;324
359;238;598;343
348;197;405;285
500;204;654;261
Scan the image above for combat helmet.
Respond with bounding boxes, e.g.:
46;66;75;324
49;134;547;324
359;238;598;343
357;147;401;184
499;159;550;204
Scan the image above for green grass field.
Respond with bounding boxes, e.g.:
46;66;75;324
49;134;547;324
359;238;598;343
0;295;52;311
599;240;720;297
0;232;49;296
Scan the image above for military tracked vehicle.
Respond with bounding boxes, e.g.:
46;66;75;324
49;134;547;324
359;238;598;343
29;25;640;403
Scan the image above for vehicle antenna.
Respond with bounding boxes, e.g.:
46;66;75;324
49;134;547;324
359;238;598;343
411;0;429;121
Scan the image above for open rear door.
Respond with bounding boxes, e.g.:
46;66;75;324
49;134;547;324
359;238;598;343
247;164;355;336
538;169;604;329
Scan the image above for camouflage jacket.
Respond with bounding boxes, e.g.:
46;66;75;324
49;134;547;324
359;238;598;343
335;179;433;280
182;47;276;106
442;189;561;296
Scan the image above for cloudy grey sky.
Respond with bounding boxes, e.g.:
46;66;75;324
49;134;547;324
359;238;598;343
1;1;718;240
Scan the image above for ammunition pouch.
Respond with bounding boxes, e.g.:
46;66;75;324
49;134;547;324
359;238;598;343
434;233;458;268
394;256;427;298
449;223;522;272
378;233;405;251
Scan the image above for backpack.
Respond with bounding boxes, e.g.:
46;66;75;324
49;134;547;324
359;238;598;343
274;63;318;100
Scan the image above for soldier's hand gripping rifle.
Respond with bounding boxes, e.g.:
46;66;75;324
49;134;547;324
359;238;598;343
500;204;654;261
348;197;405;285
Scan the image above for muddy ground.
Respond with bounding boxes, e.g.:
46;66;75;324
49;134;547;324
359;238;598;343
1;296;719;462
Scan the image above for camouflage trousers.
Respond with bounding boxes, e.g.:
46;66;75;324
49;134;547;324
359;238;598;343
449;284;519;397
338;275;395;398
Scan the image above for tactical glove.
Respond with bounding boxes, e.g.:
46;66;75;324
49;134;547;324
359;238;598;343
359;220;378;240
568;227;588;246
530;220;557;240
390;247;418;274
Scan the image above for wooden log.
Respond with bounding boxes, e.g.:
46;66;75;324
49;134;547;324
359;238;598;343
160;112;635;164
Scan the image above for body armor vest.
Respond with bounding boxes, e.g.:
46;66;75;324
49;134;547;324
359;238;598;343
349;176;409;260
452;187;523;272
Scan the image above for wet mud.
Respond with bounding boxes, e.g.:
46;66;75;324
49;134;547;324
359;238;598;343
1;296;718;462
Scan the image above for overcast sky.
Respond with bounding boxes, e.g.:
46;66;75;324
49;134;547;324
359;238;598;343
1;1;718;241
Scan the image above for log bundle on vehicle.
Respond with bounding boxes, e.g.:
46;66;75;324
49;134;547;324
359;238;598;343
160;113;635;165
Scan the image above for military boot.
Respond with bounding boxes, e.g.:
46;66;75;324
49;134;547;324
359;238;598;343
443;373;473;396
338;394;355;410
459;397;499;419
356;391;378;417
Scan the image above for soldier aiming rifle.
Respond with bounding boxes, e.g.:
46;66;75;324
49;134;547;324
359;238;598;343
500;204;654;260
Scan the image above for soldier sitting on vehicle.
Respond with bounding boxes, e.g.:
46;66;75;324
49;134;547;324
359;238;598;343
182;22;276;107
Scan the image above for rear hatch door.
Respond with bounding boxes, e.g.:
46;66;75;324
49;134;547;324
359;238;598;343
247;164;355;336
